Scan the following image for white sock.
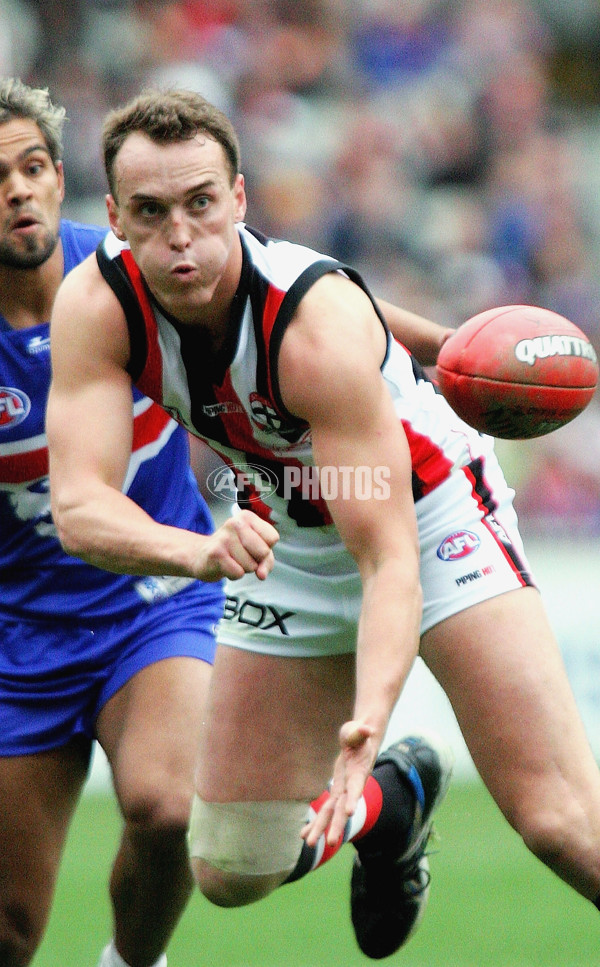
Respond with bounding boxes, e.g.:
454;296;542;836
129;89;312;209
98;940;167;967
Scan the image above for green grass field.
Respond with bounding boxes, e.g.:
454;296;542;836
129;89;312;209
33;780;599;967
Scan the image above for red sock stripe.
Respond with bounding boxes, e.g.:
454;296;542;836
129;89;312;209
316;833;345;867
351;775;384;842
310;789;331;814
310;775;384;870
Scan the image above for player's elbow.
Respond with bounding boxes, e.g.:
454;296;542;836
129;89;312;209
54;517;85;560
51;494;93;561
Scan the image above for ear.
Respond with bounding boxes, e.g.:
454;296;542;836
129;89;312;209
106;194;126;240
55;161;65;204
233;173;247;223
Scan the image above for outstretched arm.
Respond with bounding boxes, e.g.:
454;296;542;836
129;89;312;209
47;255;278;582
279;274;423;844
377;299;453;366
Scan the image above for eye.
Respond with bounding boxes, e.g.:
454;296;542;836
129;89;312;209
138;200;163;218
25;159;46;176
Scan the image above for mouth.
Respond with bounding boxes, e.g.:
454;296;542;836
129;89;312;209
170;262;197;279
10;213;41;233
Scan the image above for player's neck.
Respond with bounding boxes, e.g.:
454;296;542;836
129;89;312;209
0;241;64;330
201;235;245;354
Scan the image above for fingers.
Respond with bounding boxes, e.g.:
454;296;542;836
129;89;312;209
228;511;279;578
301;796;337;848
234;509;279;548
340;720;373;750
302;720;379;847
255;551;275;581
302;782;359;848
203;510;279;581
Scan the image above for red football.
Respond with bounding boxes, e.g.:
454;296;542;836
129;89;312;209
436;305;599;439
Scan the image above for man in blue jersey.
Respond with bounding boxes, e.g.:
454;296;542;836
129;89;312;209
0;78;278;967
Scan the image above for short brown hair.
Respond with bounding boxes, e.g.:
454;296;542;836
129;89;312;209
102;88;241;198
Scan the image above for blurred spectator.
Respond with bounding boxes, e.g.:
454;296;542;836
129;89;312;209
45;58;113;202
0;0;39;77
348;0;451;91
511;400;600;536
27;0;83;75
324;109;418;263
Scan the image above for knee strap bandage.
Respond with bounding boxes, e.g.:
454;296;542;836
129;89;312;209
188;794;310;875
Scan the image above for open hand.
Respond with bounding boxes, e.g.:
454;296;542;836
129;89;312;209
301;719;381;848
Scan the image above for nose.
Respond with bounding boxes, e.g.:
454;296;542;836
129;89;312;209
166;209;192;251
5;169;34;206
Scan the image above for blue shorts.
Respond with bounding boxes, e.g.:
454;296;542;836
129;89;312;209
0;581;224;756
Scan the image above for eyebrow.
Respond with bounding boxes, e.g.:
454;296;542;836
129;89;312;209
21;144;52;159
128;178;219;204
15;144;53;165
0;143;52;176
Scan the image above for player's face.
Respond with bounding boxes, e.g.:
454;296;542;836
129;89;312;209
107;132;247;323
0;118;64;269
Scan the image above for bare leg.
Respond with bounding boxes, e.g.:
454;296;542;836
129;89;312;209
96;657;211;967
421;587;600;899
0;739;89;966
192;646;355;905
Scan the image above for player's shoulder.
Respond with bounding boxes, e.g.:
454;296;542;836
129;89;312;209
51;249;129;366
54;243;122;318
294;270;382;347
239;223;336;286
60;218;107;244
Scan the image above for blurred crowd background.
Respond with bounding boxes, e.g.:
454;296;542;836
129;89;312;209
4;0;600;535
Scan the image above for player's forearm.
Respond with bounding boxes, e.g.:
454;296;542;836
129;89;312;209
354;558;422;740
52;486;207;578
52;484;278;583
377;299;453;366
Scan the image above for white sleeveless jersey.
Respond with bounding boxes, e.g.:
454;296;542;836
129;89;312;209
97;225;508;555
97;224;534;655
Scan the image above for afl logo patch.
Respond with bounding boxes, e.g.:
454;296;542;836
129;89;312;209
437;530;480;561
0;387;31;429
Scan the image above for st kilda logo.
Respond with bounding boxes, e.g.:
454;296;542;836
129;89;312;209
249;393;284;433
0;388;31;429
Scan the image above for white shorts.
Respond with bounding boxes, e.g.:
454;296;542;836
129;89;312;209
216;452;535;657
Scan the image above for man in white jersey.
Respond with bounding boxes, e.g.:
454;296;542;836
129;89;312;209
46;89;600;957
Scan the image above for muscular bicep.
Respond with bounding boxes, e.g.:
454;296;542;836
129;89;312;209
279;276;418;569
47;258;135;504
